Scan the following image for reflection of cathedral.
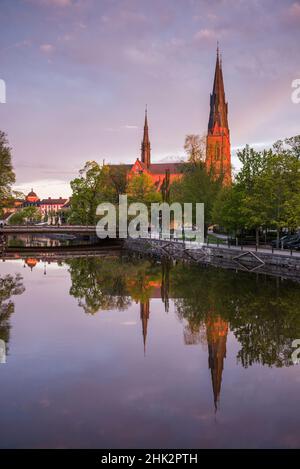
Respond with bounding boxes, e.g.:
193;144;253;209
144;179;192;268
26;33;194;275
206;316;228;411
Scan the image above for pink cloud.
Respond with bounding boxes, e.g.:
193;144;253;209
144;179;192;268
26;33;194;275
194;29;217;41
40;43;55;53
289;1;300;16
43;0;73;5
27;0;73;7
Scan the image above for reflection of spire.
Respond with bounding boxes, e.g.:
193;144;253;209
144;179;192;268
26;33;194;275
140;300;150;356
206;315;228;412
161;260;170;312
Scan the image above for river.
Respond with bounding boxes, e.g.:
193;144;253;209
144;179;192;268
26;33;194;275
0;253;299;448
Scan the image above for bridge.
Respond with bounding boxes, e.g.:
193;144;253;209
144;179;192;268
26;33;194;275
1;225;98;235
0;243;122;262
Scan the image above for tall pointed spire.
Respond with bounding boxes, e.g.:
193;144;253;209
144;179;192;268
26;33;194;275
141;106;151;168
208;45;228;131
206;46;231;185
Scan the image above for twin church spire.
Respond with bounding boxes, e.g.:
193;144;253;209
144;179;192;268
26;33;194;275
208;45;229;132
138;45;231;184
141;106;151;168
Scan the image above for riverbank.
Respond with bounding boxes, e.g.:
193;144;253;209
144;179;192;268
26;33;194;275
124;237;300;282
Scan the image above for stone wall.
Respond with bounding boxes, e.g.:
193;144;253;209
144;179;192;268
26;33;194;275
124;238;300;282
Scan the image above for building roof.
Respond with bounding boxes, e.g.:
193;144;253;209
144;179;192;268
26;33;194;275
108;163;132;170
27;189;38;198
40;198;68;205
109;161;185;175
147;162;185;174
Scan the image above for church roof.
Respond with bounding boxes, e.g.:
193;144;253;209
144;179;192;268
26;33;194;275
112;160;185;175
147;162;185;174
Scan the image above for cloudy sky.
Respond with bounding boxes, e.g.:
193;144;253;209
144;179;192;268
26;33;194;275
0;0;299;197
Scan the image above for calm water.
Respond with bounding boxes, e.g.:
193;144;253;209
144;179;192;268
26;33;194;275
0;254;300;449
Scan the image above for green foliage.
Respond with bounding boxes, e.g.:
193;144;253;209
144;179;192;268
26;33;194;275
8;206;41;225
69;161;119;225
212;141;300;239
127;173;162;204
0;132;16;216
108;164;128;200
212;185;245;234
0;273;24;348
67;256;161;314
171;162;222;228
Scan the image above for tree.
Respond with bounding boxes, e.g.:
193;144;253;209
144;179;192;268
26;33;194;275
69;161;117;225
0;273;25;350
212;185;245;242
108;164;128;201
233;146;270;246
273;135;300;160
226;145;300;246
184;134;206;164
0;132;16;217
252;151;300;245
170;161;222;230
8;206;41;225
127;173;161;205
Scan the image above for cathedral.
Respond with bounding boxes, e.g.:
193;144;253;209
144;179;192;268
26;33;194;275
127;48;231;188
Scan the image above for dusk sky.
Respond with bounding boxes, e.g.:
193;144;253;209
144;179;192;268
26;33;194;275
0;0;299;197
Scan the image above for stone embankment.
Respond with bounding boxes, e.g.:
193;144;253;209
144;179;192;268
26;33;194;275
124;238;300;282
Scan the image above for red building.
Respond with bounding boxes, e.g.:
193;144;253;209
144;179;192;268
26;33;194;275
39;197;68;215
22;191;68;215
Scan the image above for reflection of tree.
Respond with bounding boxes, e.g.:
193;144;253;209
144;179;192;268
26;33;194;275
67;256;162;315
67;257;131;314
0;273;25;350
125;259;161;304
171;263;300;368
